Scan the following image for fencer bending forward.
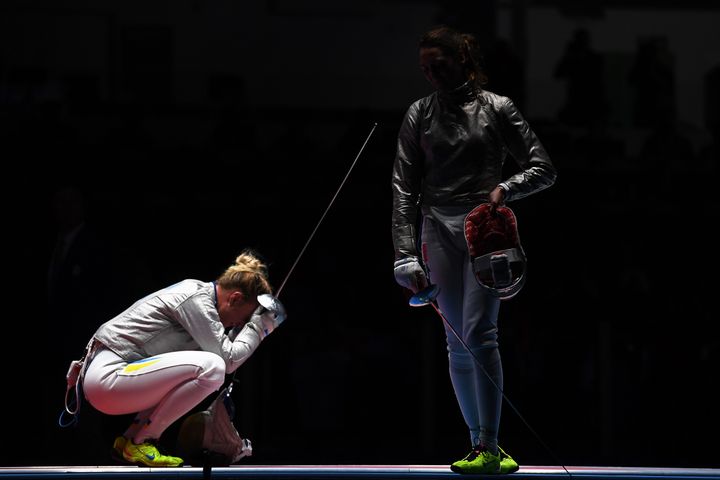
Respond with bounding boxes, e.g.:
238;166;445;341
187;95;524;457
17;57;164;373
76;250;285;467
391;26;556;474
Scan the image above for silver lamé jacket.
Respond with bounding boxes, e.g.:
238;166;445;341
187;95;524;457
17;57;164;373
391;82;557;259
92;279;261;373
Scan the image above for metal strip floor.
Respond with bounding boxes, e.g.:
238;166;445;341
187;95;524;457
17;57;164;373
0;465;718;480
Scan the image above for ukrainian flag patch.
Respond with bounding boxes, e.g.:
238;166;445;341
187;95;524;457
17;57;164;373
122;357;162;373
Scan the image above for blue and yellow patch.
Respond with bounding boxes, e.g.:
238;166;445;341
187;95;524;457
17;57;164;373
123;357;162;373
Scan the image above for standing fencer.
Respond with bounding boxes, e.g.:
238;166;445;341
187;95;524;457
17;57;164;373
71;249;285;466
391;25;556;474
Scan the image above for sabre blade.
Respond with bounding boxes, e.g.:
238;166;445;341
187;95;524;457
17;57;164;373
276;123;378;298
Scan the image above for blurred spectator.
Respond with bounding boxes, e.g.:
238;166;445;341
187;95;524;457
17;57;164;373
554;28;609;129
628;36;676;129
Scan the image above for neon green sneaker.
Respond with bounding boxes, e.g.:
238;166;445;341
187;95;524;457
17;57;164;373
450;446;501;474
111;436;130;464
498;446;519;474
122;439;184;467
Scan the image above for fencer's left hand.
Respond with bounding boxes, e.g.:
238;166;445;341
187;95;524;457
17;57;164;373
249;294;286;339
489;186;506;212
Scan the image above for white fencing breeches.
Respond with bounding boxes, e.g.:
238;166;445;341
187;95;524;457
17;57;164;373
83;348;226;443
421;206;503;450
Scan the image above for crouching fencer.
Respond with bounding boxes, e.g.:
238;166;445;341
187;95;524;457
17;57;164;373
391;26;556;474
66;249;285;467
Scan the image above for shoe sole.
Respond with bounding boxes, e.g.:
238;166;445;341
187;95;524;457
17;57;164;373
127;461;184;467
121;455;184;468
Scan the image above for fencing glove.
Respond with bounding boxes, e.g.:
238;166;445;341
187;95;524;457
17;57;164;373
249;294;286;339
393;256;428;293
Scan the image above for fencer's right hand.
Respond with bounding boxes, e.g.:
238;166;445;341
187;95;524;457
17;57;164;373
393;256;428;293
249;294;286;339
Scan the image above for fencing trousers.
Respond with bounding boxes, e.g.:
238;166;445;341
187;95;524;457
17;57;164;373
421;205;503;451
83;348;226;444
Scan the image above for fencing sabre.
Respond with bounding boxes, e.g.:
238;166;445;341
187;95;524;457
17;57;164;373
215;123;378;472
254;122;378;330
275;122;378;298
410;285;573;477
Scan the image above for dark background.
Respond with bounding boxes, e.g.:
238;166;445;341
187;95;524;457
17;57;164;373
2;0;719;470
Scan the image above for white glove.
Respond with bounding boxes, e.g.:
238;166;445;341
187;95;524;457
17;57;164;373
250;294;286;339
393;256;428;293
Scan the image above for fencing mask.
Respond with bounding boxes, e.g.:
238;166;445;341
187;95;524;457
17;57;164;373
464;203;527;300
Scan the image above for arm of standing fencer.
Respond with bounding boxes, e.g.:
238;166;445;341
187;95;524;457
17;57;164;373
496;97;557;202
392;104;429;294
392;102;424;260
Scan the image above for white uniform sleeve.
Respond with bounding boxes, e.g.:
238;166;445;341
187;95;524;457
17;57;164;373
174;293;263;373
226;323;262;373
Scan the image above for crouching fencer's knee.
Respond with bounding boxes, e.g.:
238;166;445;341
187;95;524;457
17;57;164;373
195;352;226;390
